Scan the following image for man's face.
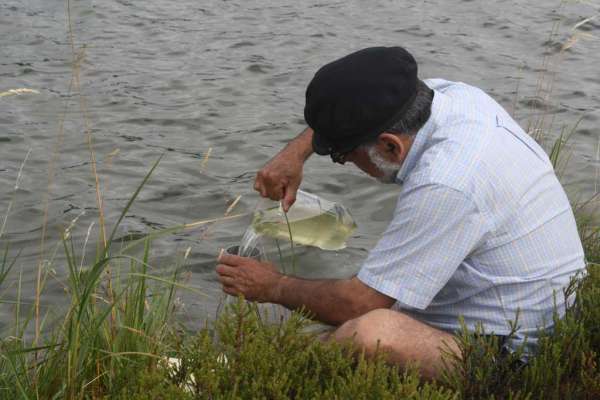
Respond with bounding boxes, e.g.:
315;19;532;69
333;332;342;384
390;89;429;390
366;145;402;183
339;132;411;183
343;144;402;184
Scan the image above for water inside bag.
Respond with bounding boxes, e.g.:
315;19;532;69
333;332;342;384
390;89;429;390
238;190;357;256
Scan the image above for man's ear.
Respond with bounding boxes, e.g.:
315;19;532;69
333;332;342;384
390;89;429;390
378;133;406;163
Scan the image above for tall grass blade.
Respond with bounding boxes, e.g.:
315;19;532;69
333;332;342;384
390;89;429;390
105;154;164;254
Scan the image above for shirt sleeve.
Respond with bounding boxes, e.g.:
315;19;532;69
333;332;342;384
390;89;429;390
357;182;489;310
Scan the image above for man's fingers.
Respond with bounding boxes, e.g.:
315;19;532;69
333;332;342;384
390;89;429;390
217;274;235;286
223;285;238;296
281;184;298;212
266;183;284;201
216;264;238;277
259;184;267;197
255;170;286;201
255;170;279;199
254;181;265;197
217;253;246;265
254;172;268;197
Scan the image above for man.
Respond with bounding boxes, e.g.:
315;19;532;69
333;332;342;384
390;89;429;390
216;47;586;379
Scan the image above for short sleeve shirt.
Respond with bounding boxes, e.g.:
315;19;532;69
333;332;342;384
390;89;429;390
357;79;586;347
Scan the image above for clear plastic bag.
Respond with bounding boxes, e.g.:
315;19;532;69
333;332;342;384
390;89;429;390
247;189;357;251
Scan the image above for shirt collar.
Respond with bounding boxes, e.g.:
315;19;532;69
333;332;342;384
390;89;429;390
395;88;449;184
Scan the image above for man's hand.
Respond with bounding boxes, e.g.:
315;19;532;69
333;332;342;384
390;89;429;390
217;251;396;324
254;153;303;212
216;253;283;303
254;127;314;212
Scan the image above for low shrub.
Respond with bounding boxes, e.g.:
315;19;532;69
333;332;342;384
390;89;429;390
118;300;455;399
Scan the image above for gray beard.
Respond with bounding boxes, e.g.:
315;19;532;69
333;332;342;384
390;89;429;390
366;146;401;184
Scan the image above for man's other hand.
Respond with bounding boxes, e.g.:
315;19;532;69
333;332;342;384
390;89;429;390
216;253;283;302
254;152;303;212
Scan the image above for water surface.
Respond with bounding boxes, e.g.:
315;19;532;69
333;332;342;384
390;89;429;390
1;0;599;329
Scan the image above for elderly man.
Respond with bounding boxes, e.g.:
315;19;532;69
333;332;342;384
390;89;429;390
216;47;586;379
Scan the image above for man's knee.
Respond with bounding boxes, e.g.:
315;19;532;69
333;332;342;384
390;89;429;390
331;308;460;380
333;308;402;353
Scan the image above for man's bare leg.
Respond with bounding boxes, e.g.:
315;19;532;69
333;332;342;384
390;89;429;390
329;308;461;380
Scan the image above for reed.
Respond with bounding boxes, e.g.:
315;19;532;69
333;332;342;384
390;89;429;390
0;153;201;399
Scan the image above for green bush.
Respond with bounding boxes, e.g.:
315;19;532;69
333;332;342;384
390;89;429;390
441;264;600;400
112;264;599;400
116;300;455;400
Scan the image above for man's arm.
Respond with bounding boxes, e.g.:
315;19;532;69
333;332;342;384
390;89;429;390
254;127;314;211
272;275;396;325
276;126;314;161
216;253;395;326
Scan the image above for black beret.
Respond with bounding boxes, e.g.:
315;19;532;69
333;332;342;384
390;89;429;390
304;46;418;155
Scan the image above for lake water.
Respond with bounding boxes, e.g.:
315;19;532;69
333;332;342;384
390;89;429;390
1;0;599;330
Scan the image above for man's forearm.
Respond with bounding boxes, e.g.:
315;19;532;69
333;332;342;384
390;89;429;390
270;275;394;326
282;127;314;162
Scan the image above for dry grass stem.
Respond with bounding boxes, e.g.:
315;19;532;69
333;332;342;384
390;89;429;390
573;15;599;31
199;195;243;242
200;147;212;173
104;148;120;164
225;195;242;216
0;148;32;240
182;213;247;230
36;74;74;349
0;88;40;97
66;1;117;347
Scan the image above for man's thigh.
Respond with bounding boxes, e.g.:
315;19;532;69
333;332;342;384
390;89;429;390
330;308;461;380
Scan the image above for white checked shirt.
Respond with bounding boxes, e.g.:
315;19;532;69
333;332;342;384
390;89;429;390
357;79;586;351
